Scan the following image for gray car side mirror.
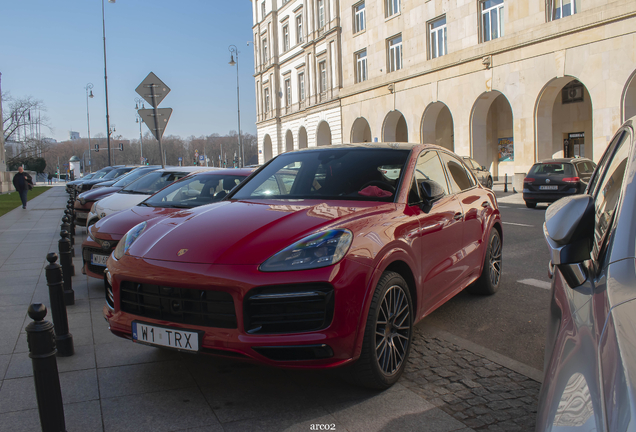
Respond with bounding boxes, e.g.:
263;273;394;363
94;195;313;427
543;194;595;287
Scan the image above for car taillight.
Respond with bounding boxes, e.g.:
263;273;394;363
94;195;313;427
524;177;535;183
563;177;580;183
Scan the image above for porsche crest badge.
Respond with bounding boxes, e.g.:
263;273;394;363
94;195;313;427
177;249;188;257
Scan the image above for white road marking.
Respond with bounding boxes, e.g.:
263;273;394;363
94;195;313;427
518;278;552;290
503;222;534;227
498;205;510;208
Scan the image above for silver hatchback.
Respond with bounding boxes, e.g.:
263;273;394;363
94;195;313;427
538;116;636;431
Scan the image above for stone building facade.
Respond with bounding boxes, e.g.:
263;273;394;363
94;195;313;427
252;0;636;179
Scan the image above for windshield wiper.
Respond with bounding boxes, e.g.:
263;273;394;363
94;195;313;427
137;202;154;207
165;203;193;208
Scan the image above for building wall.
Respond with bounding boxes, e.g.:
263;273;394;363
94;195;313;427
338;0;636;178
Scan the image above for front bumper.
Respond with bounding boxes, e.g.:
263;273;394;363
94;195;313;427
103;255;373;368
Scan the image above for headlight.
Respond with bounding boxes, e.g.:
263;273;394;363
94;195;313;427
90;203;97;214
113;222;147;260
260;229;353;272
88;225;96;242
79;198;86;205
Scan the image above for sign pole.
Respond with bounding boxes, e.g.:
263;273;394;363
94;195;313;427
150;84;165;168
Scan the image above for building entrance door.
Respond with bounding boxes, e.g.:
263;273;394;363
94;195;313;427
563;132;584;158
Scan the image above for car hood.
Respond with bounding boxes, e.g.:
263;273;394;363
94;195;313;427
127;199;393;265
92;205;182;237
95;192;152;216
80;186;122;202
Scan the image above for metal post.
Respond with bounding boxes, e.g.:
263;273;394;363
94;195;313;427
150;84;165;168
26;303;67;432
229;45;244;167
504;173;508;193
44;253;74;355
59;228;76;283
102;0;112;166
85;83;94;173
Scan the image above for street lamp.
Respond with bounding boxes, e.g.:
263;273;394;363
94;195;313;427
102;0;116;166
135;97;145;164
85;83;94;173
228;45;244;167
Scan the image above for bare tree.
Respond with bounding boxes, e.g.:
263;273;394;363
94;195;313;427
2;92;52;166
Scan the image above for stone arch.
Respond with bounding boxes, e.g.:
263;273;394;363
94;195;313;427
285;130;294;152
535;76;593;161
316;121;332;146
622;69;636;122
470;91;513;179
421;102;454;150
263;134;273;162
382;110;408;142
298;126;308;149
350;117;372;143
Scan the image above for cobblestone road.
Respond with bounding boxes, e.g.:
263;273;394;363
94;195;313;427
401;328;540;431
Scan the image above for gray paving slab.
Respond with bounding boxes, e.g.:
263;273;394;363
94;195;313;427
95;338;182;369
98;360;196;399
0;355;9;380
100;387;220;432
0;398;103;432
220;406;336;432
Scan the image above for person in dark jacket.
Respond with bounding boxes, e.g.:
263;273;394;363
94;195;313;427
12;167;33;209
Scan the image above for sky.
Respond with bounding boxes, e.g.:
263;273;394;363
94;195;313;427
1;0;257;143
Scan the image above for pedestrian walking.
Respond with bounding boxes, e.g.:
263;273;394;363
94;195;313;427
12;167;34;209
48;173;53;185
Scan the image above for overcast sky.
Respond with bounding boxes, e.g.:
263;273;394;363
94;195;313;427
1;0;256;143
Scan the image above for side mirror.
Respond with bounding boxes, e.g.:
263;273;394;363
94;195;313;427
419;180;445;203
481;166;487;171
543;195;595;287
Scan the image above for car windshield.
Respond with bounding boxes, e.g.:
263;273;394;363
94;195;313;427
82;174;95;180
91;170;110;180
142;173;248;208
100;167;134;180
232;148;410;202
112;168;158;188
120;171;191;195
529;163;575;176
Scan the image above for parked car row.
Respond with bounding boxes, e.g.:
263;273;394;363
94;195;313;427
92;144;503;390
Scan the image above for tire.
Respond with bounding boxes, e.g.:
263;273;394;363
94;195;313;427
350;271;413;390
486;177;493;189
525;201;537;209
467;229;502;296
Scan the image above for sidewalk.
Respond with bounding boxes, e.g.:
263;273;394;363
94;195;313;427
0;187;539;432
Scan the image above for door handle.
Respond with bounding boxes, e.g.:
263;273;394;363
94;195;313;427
481;201;491;209
454;212;463;220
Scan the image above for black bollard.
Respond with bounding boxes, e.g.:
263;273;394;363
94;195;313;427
45;253;74;355
26;303;67;432
59;230;76;294
504;173;508;193
65;208;76;239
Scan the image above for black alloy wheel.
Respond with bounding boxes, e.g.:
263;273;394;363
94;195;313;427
467;229;502;295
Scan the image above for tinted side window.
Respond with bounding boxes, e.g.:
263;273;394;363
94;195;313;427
414;151;450;196
591;132;631;260
589;131;628;196
440;152;475;192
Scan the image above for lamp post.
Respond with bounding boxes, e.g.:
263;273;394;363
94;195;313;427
228;45;244;167
134;97;145;164
84;83;94;173
102;0;115;166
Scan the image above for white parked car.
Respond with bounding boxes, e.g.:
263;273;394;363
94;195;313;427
86;166;217;226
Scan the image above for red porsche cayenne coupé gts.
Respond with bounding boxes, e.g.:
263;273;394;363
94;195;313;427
104;144;502;389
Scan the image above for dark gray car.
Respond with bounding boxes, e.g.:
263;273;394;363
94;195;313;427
537;117;635;431
462;156;493;189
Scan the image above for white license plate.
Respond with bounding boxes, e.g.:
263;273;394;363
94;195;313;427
539;185;559;190
91;254;109;266
132;322;199;352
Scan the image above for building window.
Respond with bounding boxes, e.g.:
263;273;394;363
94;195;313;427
296;14;303;44
264;88;270;112
429;17;447;59
262;37;268;63
354;2;366;33
318;0;325;28
481;0;504;42
285;78;292;106
261;2;266;21
298;73;305;101
283;25;290;52
388;35;402;72
319;61;327;93
386;0;400;18
355;49;367;83
550;0;579;20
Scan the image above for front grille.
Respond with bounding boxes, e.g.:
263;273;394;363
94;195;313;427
120;282;237;329
83;246;114;276
244;284;334;334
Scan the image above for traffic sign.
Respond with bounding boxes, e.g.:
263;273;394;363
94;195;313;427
135;72;171;108
199;155;204;161
178;157;183;162
137;108;173;140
